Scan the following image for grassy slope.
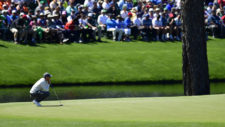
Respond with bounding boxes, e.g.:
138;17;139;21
0;38;224;85
0;95;225;127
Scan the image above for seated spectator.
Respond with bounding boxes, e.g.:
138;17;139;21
64;15;80;43
10;13;27;44
120;5;128;19
97;9;108;35
79;13;92;42
106;14;123;41
132;15;142;40
152;15;166;41
208;10;222;37
86;13;102;42
168;13;176;40
141;14;154;41
116;15;131;41
174;14;182;41
124;12;138;40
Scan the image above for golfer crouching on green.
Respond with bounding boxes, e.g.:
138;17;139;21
30;72;52;107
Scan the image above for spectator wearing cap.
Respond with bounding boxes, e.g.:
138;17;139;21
106;14;123;41
141;14;153;41
86;13;102;42
37;13;47;27
206;2;214;15
10;13;27;44
97;9;108;34
61;11;67;24
2;10;11;26
148;8;154;19
167;13;176;40
124;12;138;40
120;5;128;19
152;15;166;41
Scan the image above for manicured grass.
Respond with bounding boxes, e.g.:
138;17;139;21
0;94;225;127
0;38;224;86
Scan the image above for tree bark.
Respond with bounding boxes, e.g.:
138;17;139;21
182;0;210;95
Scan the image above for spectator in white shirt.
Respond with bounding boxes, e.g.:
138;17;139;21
120;5;128;19
102;0;111;10
50;0;59;11
152;15;166;41
97;9;108;32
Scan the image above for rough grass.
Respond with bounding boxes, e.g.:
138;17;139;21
0;38;224;86
0;94;225;127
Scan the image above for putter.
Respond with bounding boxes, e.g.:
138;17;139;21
52;87;63;106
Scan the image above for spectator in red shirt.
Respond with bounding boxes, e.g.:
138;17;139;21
218;0;225;10
64;15;80;43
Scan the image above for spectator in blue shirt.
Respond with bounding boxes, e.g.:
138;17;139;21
141;14;154;41
117;15;131;41
106;14;123;41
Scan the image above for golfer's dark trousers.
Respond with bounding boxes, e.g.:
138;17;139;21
30;91;50;102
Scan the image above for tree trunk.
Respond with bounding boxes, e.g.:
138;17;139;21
182;0;210;95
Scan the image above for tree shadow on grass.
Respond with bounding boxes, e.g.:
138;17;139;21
0;44;8;48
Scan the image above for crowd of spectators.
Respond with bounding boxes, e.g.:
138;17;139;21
0;0;224;44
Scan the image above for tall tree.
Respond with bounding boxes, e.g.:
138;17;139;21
181;0;210;95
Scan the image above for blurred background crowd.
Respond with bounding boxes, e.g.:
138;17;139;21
0;0;224;44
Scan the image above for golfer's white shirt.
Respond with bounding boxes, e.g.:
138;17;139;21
30;78;50;93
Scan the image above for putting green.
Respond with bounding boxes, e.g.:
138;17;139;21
0;94;225;127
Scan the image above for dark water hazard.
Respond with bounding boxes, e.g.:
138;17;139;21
0;83;225;103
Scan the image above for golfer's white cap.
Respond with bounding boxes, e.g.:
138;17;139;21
43;72;52;78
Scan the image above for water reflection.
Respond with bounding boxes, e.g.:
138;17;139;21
0;83;224;103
